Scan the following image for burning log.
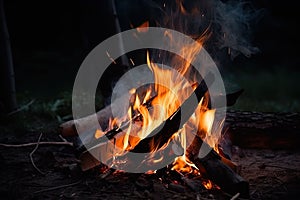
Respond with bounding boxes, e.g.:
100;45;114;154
59;89;243;138
130;72;214;153
77;72;214;169
59;63;249;196
62;72;214;154
186;133;249;197
75;73;248;197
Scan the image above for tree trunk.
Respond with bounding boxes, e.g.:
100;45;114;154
0;0;17;113
109;0;129;66
225;110;300;149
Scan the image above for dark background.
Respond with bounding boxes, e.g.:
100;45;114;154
3;0;300;112
0;2;299;199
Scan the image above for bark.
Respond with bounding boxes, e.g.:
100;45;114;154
225;110;300;149
186;134;249;197
0;0;17;113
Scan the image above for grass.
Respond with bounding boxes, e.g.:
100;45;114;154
223;66;300;112
2;60;299;134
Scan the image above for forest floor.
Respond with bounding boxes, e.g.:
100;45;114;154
0;111;300;200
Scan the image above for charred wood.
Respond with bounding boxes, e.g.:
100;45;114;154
186;134;249;197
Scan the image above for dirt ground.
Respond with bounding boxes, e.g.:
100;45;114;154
0;129;300;200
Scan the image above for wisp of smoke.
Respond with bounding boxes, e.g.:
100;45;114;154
147;0;262;59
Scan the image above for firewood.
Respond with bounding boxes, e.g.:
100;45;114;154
59;87;242;138
79;136;180;171
186;133;249;197
225;110;300;149
79;72;238;177
208;89;244;109
130;72;214;153
78;72;214;170
60;90;156;138
76;72;214;155
59;101;113;137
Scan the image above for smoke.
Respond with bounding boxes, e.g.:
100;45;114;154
146;0;262;60
211;0;261;59
101;0;263;105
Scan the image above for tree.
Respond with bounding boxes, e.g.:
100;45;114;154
0;0;17;113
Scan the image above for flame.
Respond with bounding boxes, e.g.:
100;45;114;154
95;129;105;139
136;21;149;33
94;1;223;176
203;180;213;190
171;156;196;173
202;109;216;136
95;49;220;171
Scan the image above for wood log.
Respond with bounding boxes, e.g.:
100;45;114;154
76;91;166;153
186;133;249;197
63;72;215;152
225;110;300;149
59;90;157;137
79;137;180;172
77;72;214;170
78;75;241;186
59;87;242;138
130;72;214;153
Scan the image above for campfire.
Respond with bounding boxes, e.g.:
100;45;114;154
61;37;248;198
59;0;257;198
2;0;300;199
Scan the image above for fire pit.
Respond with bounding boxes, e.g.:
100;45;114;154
59;0;262;198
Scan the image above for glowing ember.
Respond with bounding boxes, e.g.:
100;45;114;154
136;21;149;33
171;156;197;173
203;180;213;190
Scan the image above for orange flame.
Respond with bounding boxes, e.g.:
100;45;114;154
136;21;149;33
203;180;213;190
94;3;222;174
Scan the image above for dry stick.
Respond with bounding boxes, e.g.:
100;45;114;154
0;134;74;174
7;99;35;116
29;133;46;175
263;164;300;172
33;181;81;194
230;193;240;200
58;134;69;143
222;191;249;200
0;141;73;147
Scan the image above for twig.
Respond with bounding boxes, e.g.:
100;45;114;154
230;193;240;200
262;164;300;172
59;134;68;142
7;99;35;116
250;189;257;196
33;181;81;194
223;191;248;200
29;133;45;175
0;141;73;147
